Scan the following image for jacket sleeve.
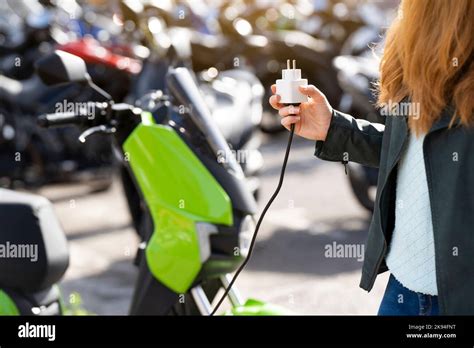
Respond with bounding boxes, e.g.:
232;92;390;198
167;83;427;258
314;109;385;168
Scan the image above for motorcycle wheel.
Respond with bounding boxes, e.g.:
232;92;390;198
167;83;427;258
88;176;114;193
260;110;286;134
347;162;375;212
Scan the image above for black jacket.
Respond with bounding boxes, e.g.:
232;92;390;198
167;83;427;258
315;106;474;315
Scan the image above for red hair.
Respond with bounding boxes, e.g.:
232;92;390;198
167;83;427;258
377;0;474;135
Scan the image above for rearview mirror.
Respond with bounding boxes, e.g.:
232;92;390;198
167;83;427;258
35;50;90;86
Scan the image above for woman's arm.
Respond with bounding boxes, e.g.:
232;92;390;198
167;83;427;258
315;109;385;168
269;84;385;168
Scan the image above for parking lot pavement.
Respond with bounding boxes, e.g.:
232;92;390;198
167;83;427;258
38;132;388;315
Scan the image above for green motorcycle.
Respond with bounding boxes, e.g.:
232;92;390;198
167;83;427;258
0;50;287;315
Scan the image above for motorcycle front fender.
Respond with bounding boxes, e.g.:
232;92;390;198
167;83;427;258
225;298;292;316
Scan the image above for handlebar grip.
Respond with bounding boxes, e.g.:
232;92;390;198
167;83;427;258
37;112;86;128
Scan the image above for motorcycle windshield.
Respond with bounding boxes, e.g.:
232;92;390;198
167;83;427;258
166;67;244;178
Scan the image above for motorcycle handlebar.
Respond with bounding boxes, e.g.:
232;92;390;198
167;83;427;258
37;102;108;128
37;112;86;128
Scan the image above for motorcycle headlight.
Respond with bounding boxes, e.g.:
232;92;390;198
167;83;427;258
238;215;255;258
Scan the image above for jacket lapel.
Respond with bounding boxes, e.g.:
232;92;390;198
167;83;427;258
429;104;457;134
386;115;409;169
387;104;456;168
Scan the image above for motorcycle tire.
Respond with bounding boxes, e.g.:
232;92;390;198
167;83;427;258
347;162;375;212
260;109;286;134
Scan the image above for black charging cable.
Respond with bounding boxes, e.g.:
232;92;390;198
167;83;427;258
210;122;296;315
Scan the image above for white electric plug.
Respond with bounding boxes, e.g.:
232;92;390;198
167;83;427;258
276;59;308;105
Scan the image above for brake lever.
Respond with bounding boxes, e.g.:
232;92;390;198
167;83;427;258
78;125;116;143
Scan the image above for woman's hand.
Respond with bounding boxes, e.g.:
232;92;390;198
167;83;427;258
269;84;333;141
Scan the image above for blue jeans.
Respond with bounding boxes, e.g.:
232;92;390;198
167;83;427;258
378;274;439;315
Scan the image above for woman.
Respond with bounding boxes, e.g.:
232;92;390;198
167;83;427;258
269;0;473;315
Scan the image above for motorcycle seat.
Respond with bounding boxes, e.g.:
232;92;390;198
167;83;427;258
0;189;69;292
204;70;263;150
0;75;47;111
0;75;23;98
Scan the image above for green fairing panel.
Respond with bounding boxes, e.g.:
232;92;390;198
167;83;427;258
225;299;292;316
0;290;19;315
123;121;233;293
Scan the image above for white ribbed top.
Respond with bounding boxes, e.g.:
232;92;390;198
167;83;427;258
385;133;438;295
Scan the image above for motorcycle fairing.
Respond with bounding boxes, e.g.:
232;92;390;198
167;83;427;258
123;119;233;293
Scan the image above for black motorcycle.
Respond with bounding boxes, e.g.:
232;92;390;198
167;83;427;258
333;53;382;212
150;0;342;133
0;0;119;189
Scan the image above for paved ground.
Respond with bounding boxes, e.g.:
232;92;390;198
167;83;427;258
37;129;388;315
